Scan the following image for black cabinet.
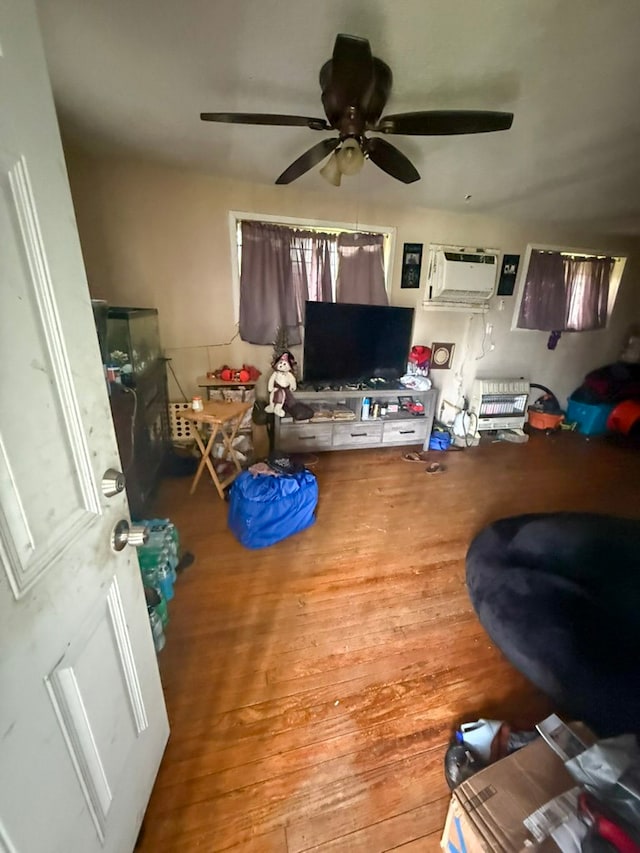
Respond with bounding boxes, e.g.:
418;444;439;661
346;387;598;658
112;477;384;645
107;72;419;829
107;307;169;517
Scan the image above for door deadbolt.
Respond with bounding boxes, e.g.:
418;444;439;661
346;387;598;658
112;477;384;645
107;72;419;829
101;468;126;498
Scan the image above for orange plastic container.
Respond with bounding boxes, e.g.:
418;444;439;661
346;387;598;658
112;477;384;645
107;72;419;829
607;400;640;434
527;409;565;431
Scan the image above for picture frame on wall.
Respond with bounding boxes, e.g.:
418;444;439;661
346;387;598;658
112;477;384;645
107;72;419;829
430;342;455;370
497;253;520;296
401;243;423;289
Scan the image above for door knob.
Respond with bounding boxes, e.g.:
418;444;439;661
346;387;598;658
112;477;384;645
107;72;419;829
101;468;126;498
111;519;149;551
128;525;149;547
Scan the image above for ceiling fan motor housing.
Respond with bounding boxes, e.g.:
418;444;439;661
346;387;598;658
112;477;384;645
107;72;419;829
319;55;392;136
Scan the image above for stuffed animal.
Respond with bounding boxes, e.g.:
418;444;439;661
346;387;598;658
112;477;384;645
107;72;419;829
266;351;297;417
408;345;431;376
213;364;261;383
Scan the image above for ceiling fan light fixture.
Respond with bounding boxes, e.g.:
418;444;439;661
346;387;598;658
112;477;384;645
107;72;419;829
319;151;342;186
336;138;365;176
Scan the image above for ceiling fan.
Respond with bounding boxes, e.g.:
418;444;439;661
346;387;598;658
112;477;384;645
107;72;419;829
200;34;513;186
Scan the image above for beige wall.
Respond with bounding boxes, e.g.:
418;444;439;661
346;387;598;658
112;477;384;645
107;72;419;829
66;147;640;417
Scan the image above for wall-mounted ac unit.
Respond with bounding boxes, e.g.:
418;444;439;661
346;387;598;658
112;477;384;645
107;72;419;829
424;244;499;311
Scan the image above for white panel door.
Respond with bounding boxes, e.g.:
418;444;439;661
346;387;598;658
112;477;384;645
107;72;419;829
0;2;169;851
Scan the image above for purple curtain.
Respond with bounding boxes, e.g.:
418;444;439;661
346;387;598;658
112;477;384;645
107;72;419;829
517;250;566;330
336;233;388;305
291;231;335;303
239;223;335;345
565;256;613;330
239;222;299;345
518;250;614;332
310;234;334;303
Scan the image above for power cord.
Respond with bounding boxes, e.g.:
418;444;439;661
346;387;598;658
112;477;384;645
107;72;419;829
167;359;189;403
168;329;240;351
164;328;241;402
465;410;478;447
475;317;489;360
122;386;138;470
208;329;240;348
475;317;497;361
442;399;478;447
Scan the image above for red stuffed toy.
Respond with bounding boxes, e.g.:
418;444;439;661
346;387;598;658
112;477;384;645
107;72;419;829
214;364;261;383
408;346;431;371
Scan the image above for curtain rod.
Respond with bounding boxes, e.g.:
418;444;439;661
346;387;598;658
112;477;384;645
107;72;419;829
565;255;611;261
238;218;381;238
539;249;612;260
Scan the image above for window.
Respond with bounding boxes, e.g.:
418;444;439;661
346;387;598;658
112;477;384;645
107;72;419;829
514;244;626;332
229;212;395;345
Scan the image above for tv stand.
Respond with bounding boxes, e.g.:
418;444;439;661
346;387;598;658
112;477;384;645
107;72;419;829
298;378;406;393
275;386;436;453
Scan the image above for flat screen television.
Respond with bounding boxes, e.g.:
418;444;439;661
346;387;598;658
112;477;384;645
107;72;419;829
303;301;414;384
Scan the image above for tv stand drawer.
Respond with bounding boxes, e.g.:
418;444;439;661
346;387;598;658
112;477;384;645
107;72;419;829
333;422;383;448
278;423;333;452
382;419;428;444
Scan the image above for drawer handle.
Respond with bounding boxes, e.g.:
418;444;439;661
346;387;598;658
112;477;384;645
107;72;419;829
399;429;416;435
299;435;316;441
350;432;369;437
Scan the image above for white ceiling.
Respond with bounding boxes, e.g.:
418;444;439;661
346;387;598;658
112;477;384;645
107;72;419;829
36;0;640;235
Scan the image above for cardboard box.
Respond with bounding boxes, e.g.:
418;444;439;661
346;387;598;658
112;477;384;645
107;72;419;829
440;724;593;852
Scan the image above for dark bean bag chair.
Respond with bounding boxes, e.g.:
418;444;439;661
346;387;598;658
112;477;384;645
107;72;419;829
466;513;640;736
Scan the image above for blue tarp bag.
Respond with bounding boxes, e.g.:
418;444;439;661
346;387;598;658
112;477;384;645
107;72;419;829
228;470;318;549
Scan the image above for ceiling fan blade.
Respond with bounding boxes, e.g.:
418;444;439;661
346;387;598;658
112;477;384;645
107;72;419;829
375;110;514;136
200;112;329;130
275;138;340;185
366;137;420;184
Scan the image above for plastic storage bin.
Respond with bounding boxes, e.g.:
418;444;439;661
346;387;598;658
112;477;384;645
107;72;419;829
607;400;640;435
566;397;614;436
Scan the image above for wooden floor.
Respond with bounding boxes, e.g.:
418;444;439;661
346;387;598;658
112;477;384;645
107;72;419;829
137;431;639;852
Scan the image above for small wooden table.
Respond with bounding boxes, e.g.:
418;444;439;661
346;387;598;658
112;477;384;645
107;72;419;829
176;400;252;499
